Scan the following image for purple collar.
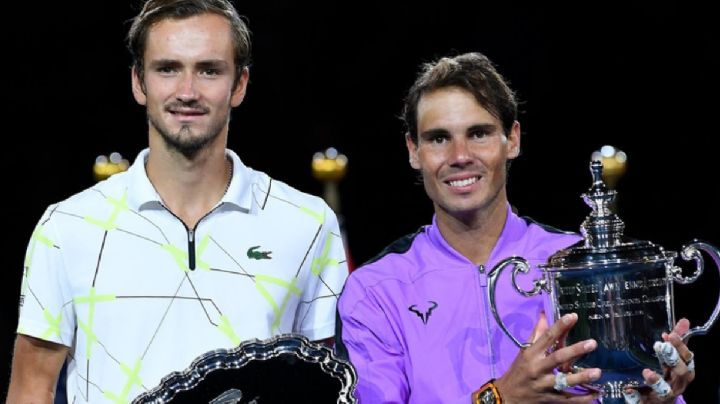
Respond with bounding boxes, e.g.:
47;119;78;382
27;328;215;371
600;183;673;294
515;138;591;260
426;204;526;267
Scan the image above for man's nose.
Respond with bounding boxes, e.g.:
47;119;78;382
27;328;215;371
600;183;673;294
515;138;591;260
176;73;199;102
448;138;472;166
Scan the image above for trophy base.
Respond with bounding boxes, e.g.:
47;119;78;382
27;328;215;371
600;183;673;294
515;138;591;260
581;377;641;403
574;348;661;403
601;380;640;403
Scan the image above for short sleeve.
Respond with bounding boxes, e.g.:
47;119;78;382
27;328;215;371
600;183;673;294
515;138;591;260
17;205;76;347
295;203;349;340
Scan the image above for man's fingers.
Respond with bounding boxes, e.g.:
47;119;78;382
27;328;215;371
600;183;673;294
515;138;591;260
667;330;694;367
654;341;680;367
565;368;602;387
550;392;599;403
531;313;578;354
529;311;549;344
622;388;641;404
658;318;696;386
554;314;574;351
671;318;691;336
543;338;598;372
663;335;696;384
542;369;601;395
643;369;673;398
643;368;660;384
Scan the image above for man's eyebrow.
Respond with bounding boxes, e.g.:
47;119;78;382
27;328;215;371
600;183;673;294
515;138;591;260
147;59;181;68
419;128;450;138
466;123;497;132
419;123;497;138
195;60;230;69
146;59;230;69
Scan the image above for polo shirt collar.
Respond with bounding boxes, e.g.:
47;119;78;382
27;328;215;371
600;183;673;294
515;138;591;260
126;148;253;213
221;149;253;212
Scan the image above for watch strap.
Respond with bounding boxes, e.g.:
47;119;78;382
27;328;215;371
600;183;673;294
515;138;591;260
471;379;502;404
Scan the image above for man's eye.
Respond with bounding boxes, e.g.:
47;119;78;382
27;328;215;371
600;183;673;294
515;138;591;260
470;130;488;139
430;135;448;144
156;66;176;74
201;69;221;76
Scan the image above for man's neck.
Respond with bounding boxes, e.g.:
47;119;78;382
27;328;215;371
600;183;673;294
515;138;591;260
145;144;232;229
435;199;509;265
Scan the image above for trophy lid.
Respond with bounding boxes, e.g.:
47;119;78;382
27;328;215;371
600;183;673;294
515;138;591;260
542;160;672;271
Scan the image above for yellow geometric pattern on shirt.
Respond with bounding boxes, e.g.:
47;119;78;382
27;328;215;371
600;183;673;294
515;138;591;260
299;206;325;225
84;190;129;231
161;234;211;272
217;315;241;346
25;224;55;275
299;205;339;276
312;235;339;276
74;287;116;358
103;359;142;404
255;275;302;332
196;234;211;270
41;308;62;340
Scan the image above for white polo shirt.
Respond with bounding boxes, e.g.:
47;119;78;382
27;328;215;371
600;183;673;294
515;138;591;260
17;148;349;403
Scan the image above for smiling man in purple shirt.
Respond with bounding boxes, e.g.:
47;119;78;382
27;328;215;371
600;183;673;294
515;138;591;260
337;52;694;403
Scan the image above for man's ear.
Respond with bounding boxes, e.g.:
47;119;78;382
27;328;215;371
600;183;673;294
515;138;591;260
131;66;147;106
405;133;420;169
507;120;521;159
231;67;250;107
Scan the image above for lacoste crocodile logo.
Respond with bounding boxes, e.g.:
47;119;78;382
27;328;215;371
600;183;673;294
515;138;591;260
408;301;438;325
247;246;272;260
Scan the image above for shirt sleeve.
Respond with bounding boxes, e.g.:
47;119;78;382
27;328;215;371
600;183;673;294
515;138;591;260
296;203;349;341
16;205;76;347
337;274;410;403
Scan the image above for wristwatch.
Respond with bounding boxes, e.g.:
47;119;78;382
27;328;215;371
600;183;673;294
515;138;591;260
472;379;502;404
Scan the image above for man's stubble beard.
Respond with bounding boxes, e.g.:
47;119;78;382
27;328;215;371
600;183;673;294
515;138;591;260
148;109;230;160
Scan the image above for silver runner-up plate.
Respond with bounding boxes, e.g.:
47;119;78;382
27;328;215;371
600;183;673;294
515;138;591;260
132;334;357;404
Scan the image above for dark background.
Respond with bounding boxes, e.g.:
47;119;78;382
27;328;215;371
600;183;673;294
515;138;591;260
3;0;718;401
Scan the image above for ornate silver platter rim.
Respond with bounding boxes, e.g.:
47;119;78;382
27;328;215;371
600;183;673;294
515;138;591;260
132;333;357;404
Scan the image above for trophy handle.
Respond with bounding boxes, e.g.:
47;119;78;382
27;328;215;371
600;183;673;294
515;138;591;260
488;256;549;348
671;240;720;339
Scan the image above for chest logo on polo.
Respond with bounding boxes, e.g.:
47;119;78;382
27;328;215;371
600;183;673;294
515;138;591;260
408;301;438;325
247;246;272;260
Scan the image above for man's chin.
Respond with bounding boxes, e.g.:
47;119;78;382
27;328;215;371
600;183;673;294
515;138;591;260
163;136;212;159
439;202;482;216
446;195;486;211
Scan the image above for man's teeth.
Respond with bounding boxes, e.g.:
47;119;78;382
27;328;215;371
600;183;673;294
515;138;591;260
449;177;478;187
